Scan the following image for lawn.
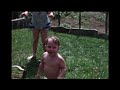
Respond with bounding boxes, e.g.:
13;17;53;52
12;28;109;79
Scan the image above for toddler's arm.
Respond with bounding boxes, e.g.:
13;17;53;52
36;59;44;79
57;58;67;79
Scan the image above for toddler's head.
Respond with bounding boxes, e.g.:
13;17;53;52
45;36;60;46
45;36;60;55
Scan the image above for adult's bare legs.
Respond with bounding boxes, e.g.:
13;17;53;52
32;29;40;57
27;29;48;60
41;28;48;52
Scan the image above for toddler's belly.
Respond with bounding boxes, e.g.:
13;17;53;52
44;67;59;79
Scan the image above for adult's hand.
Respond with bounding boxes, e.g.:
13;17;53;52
48;12;54;18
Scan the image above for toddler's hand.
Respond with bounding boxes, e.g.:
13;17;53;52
57;77;64;79
36;74;40;79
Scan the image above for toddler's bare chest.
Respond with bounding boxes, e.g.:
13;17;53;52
44;58;59;67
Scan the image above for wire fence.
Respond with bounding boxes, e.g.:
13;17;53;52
12;11;109;35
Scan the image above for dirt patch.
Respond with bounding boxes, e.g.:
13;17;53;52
51;16;107;34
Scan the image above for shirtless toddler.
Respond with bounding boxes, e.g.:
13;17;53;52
36;36;67;79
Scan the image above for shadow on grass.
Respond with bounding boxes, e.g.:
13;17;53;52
24;59;40;79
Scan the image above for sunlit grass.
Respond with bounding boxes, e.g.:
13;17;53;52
12;28;109;79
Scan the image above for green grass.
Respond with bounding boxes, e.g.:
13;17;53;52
12;28;109;79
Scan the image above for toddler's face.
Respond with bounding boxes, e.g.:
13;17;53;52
45;39;59;55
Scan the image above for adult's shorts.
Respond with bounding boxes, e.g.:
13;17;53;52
31;12;51;29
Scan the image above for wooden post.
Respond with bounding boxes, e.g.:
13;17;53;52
58;11;61;27
105;12;109;35
79;12;81;29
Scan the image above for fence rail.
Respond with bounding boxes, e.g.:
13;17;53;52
11;17;25;22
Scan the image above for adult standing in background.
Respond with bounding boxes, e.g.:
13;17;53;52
22;11;54;61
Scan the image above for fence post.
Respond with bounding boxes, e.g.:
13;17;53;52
79;12;81;29
105;12;109;35
58;11;61;27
